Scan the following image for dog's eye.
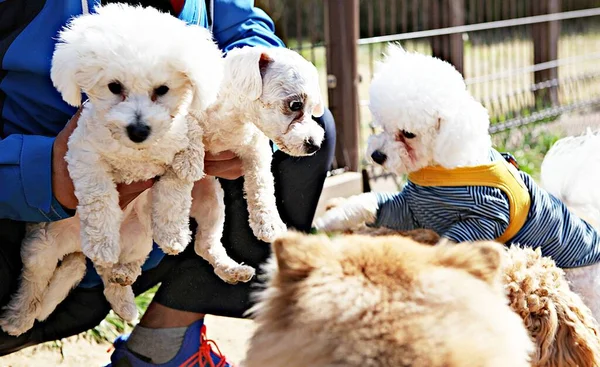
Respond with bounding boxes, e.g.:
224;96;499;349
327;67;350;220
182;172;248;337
108;82;123;95
289;101;303;112
401;130;416;139
154;85;169;97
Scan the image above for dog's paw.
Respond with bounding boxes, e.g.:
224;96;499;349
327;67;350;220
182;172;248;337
214;264;256;284
108;265;138;286
112;300;139;323
36;302;56;323
0;311;35;337
154;227;191;255
313;209;347;233
250;214;288;243
172;153;205;183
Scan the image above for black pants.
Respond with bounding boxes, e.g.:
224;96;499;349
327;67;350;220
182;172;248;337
0;110;336;355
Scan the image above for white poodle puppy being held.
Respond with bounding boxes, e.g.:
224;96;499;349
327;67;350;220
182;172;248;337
190;46;325;284
314;45;600;318
0;4;223;336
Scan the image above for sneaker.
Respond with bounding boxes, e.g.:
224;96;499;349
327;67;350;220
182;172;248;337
105;320;234;367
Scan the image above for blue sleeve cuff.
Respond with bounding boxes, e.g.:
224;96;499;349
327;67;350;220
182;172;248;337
22;135;74;221
1;135;74;222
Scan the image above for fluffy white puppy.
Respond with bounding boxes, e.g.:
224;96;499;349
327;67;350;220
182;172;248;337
0;4;223;336
314;45;600;321
190;46;325;284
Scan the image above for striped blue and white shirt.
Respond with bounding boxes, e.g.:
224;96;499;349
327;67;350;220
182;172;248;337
375;151;600;269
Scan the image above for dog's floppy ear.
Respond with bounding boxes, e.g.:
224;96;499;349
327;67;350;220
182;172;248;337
435;240;505;287
226;47;271;101
50;43;83;107
272;231;332;281
433;97;491;168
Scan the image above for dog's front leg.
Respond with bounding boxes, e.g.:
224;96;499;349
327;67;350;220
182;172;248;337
152;169;195;254
238;136;287;243
171;117;205;183
313;193;380;233
68;150;123;267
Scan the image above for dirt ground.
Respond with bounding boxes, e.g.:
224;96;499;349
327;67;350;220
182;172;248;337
0;316;255;367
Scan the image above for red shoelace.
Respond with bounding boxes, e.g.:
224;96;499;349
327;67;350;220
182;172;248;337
179;325;231;367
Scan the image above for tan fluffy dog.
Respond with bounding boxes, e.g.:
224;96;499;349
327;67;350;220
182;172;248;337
244;232;533;367
319;197;600;367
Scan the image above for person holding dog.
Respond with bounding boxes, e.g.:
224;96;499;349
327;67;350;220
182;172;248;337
0;0;336;365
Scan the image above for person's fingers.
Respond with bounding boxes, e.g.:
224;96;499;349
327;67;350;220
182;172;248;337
205;150;237;161
117;179;154;209
204;157;243;180
214;166;244;180
117;179;155;196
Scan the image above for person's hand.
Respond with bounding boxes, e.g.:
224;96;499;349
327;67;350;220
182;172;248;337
204;151;243;180
51;107;154;210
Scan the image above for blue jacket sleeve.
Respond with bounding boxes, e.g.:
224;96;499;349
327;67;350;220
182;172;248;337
212;0;285;52
0;134;74;222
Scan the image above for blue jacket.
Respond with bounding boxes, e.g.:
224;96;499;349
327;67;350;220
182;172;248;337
0;0;284;286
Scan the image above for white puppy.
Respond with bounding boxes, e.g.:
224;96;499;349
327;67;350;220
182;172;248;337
190;46;325;284
314;45;600;319
0;4;223;336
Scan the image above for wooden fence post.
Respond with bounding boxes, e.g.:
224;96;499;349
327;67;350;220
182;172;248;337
325;0;360;172
431;0;465;75
532;0;561;107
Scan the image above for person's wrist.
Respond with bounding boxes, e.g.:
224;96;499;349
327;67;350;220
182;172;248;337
51;139;78;210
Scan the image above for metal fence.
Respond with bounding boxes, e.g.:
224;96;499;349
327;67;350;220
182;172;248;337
256;0;600;174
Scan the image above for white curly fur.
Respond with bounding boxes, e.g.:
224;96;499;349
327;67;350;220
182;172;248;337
0;4;223;336
189;46;325;284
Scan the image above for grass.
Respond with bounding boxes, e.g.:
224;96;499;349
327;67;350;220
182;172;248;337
84;285;159;344
492;127;562;179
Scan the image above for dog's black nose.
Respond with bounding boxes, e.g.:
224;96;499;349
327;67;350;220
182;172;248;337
371;150;387;165
304;138;321;155
126;123;151;143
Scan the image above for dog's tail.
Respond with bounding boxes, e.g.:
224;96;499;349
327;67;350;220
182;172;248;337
541;129;600;226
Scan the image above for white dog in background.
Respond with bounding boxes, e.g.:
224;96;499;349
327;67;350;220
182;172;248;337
190;46;325;284
0;4;223;336
314;45;600;320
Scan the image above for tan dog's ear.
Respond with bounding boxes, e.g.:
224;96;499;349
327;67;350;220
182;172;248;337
435;241;504;286
50;43;83;107
272;231;331;281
